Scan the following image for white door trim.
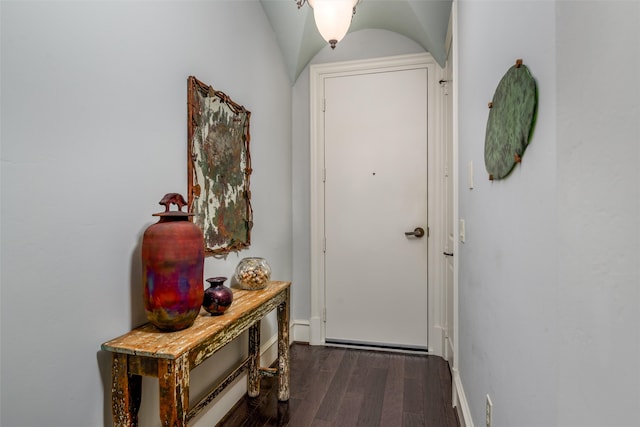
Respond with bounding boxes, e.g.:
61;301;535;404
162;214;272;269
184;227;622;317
309;53;447;356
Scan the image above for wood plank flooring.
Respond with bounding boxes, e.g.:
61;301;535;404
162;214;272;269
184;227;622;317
217;343;459;427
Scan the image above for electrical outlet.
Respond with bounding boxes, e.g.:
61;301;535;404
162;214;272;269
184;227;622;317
486;394;493;427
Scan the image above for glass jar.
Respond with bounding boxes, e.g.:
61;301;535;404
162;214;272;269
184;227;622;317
234;257;271;290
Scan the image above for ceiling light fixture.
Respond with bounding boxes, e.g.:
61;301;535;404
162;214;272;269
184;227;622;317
296;0;360;50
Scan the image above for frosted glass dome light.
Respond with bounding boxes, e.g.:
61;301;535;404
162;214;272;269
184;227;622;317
312;0;357;49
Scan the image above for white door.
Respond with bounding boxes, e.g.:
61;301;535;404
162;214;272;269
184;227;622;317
323;67;429;350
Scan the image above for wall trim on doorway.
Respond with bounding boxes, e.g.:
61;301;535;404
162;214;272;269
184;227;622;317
308;53;447;356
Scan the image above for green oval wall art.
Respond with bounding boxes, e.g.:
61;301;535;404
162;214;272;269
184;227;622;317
484;59;537;180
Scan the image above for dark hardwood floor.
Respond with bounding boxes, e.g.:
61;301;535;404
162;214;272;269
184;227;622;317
217;343;460;427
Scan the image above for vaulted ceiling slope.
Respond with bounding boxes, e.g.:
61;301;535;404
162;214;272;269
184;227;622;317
260;0;453;83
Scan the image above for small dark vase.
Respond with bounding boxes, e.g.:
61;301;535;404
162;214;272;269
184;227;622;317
203;277;234;315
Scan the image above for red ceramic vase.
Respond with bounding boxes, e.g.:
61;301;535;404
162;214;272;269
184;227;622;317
142;193;204;331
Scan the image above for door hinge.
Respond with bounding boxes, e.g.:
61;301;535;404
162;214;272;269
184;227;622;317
322;168;326;183
323;237;326;253
322;98;326;112
322;307;327;322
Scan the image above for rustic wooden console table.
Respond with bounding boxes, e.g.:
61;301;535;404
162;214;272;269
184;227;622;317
101;281;291;426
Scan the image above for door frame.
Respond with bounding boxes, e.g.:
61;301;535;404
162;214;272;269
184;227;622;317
309;53;449;356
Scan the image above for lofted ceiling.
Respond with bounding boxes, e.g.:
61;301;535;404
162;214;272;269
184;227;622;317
259;0;453;83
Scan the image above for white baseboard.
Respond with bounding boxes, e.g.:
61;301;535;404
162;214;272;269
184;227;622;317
452;367;473;427
291;319;310;343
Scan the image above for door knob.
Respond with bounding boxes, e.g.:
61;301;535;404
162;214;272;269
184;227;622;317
405;227;425;238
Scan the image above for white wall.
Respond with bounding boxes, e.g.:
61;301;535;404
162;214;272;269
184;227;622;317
0;2;292;426
457;1;639;426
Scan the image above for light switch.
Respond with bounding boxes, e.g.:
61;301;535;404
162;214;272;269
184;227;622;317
459;219;466;243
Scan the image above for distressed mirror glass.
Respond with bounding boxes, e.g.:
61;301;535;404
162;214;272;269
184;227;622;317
187;76;252;256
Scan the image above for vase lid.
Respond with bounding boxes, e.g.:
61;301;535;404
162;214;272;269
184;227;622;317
152;193;194;217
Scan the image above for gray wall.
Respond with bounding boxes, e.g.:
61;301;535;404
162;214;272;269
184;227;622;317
556;2;639;425
457;1;639;426
2;1;639;426
1;2;291;426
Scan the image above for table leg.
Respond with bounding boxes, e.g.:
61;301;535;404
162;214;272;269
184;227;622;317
158;354;189;426
247;321;261;397
277;288;290;401
111;353;142;427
